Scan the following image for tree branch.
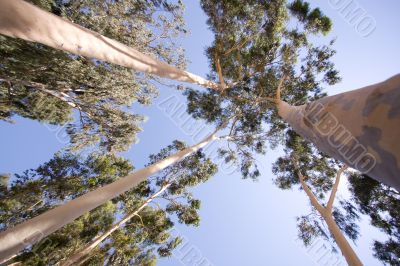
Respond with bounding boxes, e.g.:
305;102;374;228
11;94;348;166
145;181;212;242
276;75;286;101
292;157;326;215
214;55;226;89
326;165;347;212
223;20;268;56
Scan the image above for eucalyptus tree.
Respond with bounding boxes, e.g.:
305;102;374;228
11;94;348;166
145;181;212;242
196;0;400;190
184;0;340;180
0;152;133;265
1;145;216;265
0;0;344;258
1;0;399;260
348;174;400;265
61;140;217;265
1;0;399;187
0;121;229;260
0;0;187;152
0;0;218;90
273;130;362;265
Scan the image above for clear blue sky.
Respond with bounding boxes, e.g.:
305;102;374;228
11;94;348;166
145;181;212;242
1;1;399;265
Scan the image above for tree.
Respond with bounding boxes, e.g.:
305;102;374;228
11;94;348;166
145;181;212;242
0;152;133;264
348;173;400;265
184;0;339;181
272;130;362;265
1;144;216;265
61;140;217;265
276;74;400;191
0;0;219;90
1;0;399;261
0;0;187;152
0;0;348;258
2;0;399;187
198;0;400;190
0;121;228;260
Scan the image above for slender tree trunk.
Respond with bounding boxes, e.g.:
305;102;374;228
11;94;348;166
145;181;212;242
321;212;362;266
294;162;362;266
60;183;171;266
279;74;400;191
0;124;225;261
0;0;220;90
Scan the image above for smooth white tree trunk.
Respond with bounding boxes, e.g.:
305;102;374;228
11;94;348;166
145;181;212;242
279;74;400;191
322;212;362;266
0;0;220;90
60;183;171;266
295;163;363;266
0;125;224;261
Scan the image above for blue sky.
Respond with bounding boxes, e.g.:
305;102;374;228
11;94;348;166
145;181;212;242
1;0;399;265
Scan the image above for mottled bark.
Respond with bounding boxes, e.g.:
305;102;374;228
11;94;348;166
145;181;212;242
0;0;220;90
0;124;224;261
279;74;400;191
60;183;171;266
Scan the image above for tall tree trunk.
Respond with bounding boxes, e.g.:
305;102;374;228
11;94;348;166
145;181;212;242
279;74;400;191
321;212;362;266
294;162;363;266
60;183;171;266
0;0;220;91
0;124;225;261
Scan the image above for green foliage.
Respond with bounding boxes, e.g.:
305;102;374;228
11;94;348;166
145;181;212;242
147;140;218;226
288;0;332;35
296;214;328;246
0;0;187;153
272;130;360;251
348;174;400;265
185;0;341;179
272;130;337;196
1;138;218;264
0;152;133;230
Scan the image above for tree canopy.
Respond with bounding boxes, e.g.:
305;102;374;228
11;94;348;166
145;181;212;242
1;139;217;265
0;0;398;265
0;0;186;153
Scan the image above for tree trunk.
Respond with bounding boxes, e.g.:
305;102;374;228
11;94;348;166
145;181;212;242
0;124;224;261
321;212;363;266
0;0;220;90
295;163;363;266
278;74;400;191
60;183;171;266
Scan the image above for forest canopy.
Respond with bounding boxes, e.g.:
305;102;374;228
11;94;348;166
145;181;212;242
0;0;399;265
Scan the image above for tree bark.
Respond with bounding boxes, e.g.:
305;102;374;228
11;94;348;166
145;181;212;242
0;0;220;91
60;183;171;266
326;166;347;211
0;124;225;261
322;212;362;266
279;74;400;191
294;163;363;266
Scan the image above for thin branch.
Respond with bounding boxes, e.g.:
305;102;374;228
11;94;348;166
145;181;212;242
133;213;145;227
256;96;278;104
223;20;268;56
228;115;241;137
214;55;226;89
326;165;348;212
292;157;326;215
24;199;43;212
217;135;234;141
276;75;286;101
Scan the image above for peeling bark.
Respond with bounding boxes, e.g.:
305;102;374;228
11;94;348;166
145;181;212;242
279;74;400;191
